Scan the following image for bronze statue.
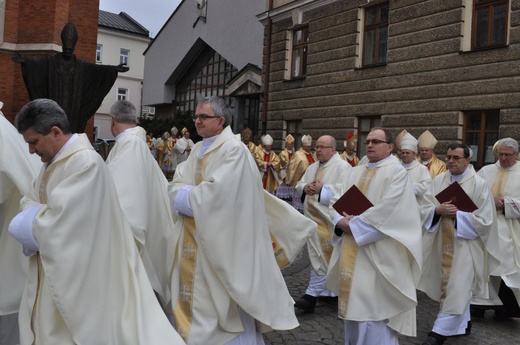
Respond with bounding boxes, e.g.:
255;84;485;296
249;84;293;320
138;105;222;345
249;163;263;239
12;22;129;133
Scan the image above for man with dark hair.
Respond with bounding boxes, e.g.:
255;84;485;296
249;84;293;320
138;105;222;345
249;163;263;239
419;143;501;345
9;98;184;345
168;96;314;344
106;99;175;308
329;127;422;345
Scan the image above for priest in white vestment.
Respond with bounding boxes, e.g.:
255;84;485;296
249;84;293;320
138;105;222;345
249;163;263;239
471;137;520;319
328;128;422;345
399;133;432;224
9;99;185;345
0;103;41;345
105;100;176;306
174;127;195;166
294;135;351;313
169;96;299;345
418;143;500;345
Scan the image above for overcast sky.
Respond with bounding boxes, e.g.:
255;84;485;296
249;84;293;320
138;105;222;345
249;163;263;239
99;0;182;38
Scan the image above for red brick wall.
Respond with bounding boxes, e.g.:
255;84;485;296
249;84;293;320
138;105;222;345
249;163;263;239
1;0;99;139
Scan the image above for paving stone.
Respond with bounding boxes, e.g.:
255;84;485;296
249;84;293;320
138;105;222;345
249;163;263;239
263;250;520;344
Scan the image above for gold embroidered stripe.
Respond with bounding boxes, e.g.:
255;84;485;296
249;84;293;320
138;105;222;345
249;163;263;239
440;217;455;305
338;168;375;318
306;168;334;265
270;233;290;269
491;169;510;215
173;156;207;342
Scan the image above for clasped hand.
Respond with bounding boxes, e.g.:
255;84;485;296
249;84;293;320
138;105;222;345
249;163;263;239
436;200;458;218
304;179;323;196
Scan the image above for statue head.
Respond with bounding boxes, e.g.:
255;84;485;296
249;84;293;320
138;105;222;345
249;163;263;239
61;23;78;59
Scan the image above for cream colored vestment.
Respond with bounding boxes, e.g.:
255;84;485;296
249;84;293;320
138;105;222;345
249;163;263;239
295;153;352;274
18;134;184;345
106;126;176;305
169;126;299;345
327;155;422;337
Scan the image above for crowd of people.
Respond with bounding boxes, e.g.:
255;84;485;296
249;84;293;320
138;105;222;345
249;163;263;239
245;123;520;345
1;96;519;345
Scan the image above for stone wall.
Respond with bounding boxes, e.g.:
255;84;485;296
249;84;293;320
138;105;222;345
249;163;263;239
263;0;520;154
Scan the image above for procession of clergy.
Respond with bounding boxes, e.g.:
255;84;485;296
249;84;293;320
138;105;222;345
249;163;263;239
1;97;520;345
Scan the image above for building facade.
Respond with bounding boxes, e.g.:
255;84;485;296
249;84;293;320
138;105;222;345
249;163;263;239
258;0;520;168
95;10;151;139
142;0;265;137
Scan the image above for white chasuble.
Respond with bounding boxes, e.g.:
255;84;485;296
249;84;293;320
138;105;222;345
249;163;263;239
327;155;422;337
106;126;176;305
169;126;298;345
295;153;351;275
418;166;501;314
477;162;520;287
18;134;184;345
0;114;41;315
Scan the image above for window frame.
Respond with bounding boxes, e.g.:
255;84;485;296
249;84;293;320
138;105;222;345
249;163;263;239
462;109;500;169
117;88;128;101
285;120;303;150
361;2;389;68
96;44;102;63
290;25;309;79
471;0;509;50
119;48;130;66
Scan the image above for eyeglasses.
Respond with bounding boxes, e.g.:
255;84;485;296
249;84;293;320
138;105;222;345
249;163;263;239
444;155;467;161
497;152;516;157
314;145;334;150
364;139;389;145
192;114;219;122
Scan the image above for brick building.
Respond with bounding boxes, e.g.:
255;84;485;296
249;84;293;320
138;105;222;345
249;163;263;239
0;0;100;137
258;0;520;168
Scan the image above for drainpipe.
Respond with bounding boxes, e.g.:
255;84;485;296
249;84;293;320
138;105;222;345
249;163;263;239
261;0;273;135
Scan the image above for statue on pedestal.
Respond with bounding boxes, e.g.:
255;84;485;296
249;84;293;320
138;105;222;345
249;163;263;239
12;22;129;133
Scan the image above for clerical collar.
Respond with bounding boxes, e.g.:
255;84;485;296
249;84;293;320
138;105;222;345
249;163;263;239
198;134;219;158
367;155;392;170
421;159;431;165
450;167;469;184
48;133;79;168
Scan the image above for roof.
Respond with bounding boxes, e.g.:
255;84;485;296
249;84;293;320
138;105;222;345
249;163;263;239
98;10;150;38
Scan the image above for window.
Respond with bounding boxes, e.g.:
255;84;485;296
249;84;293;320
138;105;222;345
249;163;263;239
286;120;302;150
472;0;509;50
174;46;238;113
357;116;382;158
120;49;129;65
463;110;499;169
117;88;128;101
291;26;308;78
362;2;389;67
96;44;102;63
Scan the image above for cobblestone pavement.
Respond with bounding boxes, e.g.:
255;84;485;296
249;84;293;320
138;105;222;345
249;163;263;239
263;251;520;345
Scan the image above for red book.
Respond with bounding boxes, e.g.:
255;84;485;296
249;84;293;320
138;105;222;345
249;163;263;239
435;181;478;212
333;185;373;216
